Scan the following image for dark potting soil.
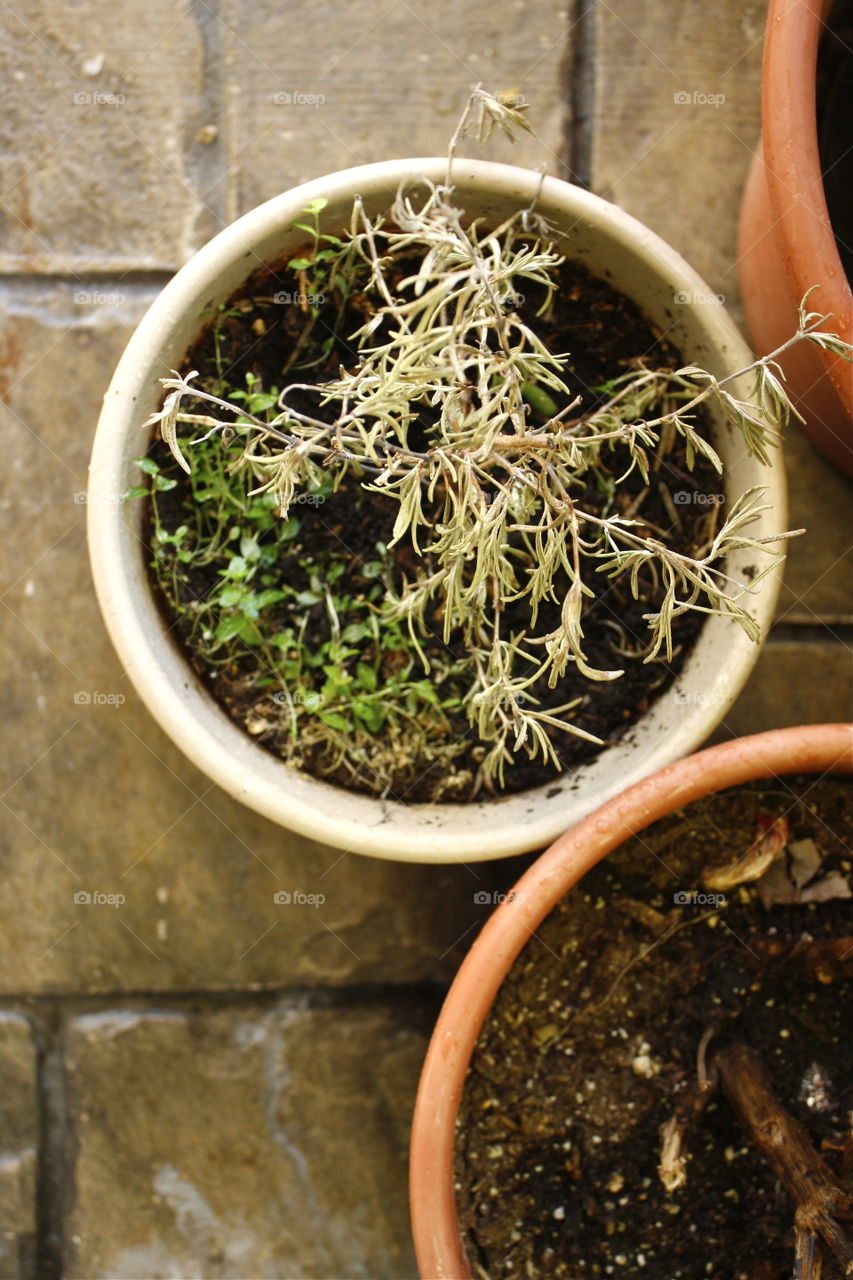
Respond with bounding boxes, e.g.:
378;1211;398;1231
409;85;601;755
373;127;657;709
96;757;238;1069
145;250;732;802
817;0;853;286
455;776;853;1278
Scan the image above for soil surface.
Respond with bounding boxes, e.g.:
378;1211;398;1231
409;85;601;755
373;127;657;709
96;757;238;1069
455;776;853;1277
146;248;731;802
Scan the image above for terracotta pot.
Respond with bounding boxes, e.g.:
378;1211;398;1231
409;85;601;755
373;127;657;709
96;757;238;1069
409;722;853;1277
89;158;786;863
738;0;853;475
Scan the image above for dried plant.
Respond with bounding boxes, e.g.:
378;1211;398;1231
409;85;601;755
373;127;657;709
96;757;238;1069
146;88;851;789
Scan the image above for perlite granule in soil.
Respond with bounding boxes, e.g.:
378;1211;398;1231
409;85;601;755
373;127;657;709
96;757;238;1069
455;776;853;1278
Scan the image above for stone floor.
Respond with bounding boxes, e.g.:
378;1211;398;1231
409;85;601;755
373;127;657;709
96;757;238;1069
0;2;851;1277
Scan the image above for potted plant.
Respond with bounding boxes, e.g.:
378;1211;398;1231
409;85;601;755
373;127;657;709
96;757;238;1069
410;722;853;1277
739;0;853;475
88;90;841;862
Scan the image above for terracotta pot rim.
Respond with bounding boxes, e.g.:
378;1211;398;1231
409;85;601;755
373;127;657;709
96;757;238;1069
762;0;852;330
409;722;853;1279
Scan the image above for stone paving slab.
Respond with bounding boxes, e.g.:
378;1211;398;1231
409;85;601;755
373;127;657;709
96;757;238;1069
0;1;218;273
588;0;765;304
227;0;572;215
0;1015;38;1280
63;1002;425;1279
776;424;853;625
713;637;853;740
0;704;492;995
0;657;488;994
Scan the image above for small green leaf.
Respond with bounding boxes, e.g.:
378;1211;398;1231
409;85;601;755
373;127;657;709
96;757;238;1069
224;556;249;579
341;622;368;643
218;585;245;607
246;391;279;413
254;589;286;609
318;710;352;732
352;700;384;732
321;665;352;690
356;662;378;692
215;614;259;645
411;679;440;705
269;629;295;649
278;516;301;541
521;382;560;419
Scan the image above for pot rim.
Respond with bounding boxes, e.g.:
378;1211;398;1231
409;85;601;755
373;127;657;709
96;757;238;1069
762;0;852;341
409;722;853;1278
88;157;786;862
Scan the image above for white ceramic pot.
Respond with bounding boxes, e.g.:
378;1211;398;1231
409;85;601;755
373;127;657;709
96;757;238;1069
88;159;786;862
